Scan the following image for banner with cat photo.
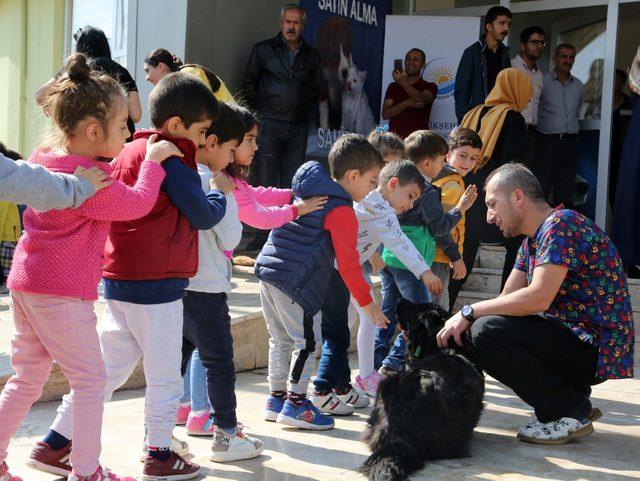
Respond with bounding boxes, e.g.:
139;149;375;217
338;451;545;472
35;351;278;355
302;0;393;160
381;15;481;137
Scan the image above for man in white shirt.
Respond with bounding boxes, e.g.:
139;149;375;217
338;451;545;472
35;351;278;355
511;26;545;170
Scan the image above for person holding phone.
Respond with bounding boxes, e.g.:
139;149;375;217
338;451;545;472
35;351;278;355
381;48;438;139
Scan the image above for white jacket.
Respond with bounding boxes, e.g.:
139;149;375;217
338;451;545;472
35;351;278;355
354;190;429;279
187;164;243;294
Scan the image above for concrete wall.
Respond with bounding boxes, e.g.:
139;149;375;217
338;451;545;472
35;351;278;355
0;0;64;156
184;0;285;98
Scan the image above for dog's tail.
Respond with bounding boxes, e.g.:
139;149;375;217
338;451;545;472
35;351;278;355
359;449;422;481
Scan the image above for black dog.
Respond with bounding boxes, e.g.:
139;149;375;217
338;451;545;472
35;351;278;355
360;300;485;481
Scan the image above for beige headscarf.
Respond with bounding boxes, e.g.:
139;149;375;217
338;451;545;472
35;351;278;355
460;67;533;172
629;46;640;95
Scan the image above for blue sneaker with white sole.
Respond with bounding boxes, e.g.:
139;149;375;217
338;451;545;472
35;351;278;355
264;395;285;422
276;399;335;430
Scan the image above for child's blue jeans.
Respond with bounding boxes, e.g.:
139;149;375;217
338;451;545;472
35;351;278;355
180;349;210;412
374;265;431;372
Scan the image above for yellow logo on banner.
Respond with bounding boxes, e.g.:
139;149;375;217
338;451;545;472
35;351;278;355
424;59;456;99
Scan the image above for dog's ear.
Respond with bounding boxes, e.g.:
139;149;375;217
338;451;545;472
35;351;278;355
422;303;448;334
395;298;416;332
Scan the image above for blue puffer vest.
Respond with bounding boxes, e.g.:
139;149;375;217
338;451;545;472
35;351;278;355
255;161;352;315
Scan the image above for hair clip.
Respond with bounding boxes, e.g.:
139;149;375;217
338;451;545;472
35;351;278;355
375;124;389;132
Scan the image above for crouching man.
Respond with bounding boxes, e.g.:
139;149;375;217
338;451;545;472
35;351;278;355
437;163;634;445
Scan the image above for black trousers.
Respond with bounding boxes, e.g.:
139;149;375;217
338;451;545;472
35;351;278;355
249;118;309;246
465;314;599;423
182;291;237;430
534;132;580;208
520;126;537;171
448;235;523;313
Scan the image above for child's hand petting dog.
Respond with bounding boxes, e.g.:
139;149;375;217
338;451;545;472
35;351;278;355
362;302;389;328
422;270;443;296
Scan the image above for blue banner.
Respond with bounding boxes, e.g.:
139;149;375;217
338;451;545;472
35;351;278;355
302;0;392;157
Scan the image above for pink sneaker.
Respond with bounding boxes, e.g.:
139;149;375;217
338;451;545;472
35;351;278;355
67;466;135;481
176;402;191;425
355;371;381;397
186;410;214;436
0;463;22;481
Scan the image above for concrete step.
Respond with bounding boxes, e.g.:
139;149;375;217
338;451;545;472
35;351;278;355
463;267;502;295
477;244;507;270
452;290;495;312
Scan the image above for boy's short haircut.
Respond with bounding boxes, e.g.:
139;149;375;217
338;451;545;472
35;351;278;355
378;159;425;193
448;127;483;151
329;134;385;180
207;102;245;144
149;72;219;129
404;130;448;165
367;129;405;158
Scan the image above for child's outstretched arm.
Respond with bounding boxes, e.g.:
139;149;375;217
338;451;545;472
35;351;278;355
248;183;294;207
325;206;390;328
423;185;477;237
0;153;110;211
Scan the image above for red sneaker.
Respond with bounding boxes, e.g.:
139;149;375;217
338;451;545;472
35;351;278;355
142;451;200;481
26;441;72;476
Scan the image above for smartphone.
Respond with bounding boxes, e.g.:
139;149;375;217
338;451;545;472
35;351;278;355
394;58;403;72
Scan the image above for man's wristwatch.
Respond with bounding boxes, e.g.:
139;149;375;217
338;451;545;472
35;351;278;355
461;305;475;323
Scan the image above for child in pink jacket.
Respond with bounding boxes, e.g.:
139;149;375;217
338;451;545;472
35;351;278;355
226;107;327;259
0;54;178;481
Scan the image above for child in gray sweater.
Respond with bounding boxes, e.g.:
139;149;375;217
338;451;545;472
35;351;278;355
0;152;108;210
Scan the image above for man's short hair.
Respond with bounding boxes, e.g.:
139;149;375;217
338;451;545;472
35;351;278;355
485;163;546;203
329;134;385;180
149;72;219;128
378;159;426;193
405;130;449;165
280;3;306;25
520;26;545;44
448;127;482;151
408;48;426;63
555;43;576;56
485;6;512;26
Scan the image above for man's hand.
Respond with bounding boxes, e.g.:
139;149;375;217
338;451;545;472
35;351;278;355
368;251;385;274
450;259;467;280
456;184;478;213
392;69;408;85
210;172;236;194
436;311;471;348
74;166;112;192
145;134;183;164
362;302;390;328
294;196;328;217
422;270;443;296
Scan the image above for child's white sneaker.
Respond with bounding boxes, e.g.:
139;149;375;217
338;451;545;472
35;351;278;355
0;462;22;481
310;390;354;416
210;425;264;462
517;417;594;445
334;385;370;408
355;371;381;398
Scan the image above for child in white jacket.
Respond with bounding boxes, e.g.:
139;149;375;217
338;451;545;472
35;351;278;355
311;160;439;414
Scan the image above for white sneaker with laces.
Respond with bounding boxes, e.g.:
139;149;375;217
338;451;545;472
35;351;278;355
210;425;265;462
335;385;370;408
140;435;189;461
517;417;594;445
310;391;354;416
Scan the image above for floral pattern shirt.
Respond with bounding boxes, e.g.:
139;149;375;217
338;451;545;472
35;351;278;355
515;209;634;380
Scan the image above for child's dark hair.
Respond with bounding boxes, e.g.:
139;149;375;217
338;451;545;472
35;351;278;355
207;102;244;144
149;72;218;129
74;26;111;59
42;53;126;150
145;48;183;72
448;127;483;151
378;159;425;193
329;134;385;180
0;142;21;161
404;130;448;165
367;129;405;159
224;106;260;181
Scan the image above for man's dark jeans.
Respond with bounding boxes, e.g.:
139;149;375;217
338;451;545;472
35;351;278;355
314;269;352;393
182;291;237;430
534;132;580;208
466;314;599;423
249;118;308;247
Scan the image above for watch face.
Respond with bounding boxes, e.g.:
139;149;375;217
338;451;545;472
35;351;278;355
462;305;473;318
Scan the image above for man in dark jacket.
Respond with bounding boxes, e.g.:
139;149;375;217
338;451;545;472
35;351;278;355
454;6;512;123
241;3;322;250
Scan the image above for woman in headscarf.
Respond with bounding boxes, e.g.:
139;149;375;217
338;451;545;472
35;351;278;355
611;47;640;276
448;67;533;311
